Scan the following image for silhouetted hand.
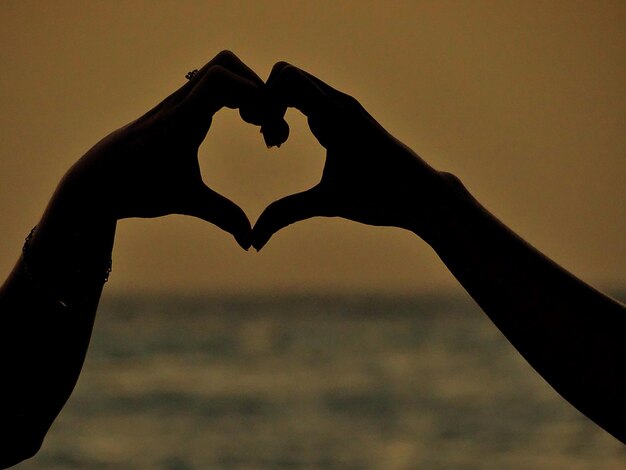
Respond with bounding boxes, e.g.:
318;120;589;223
253;63;450;250
64;51;280;250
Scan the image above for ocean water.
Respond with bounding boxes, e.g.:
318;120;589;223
17;293;626;469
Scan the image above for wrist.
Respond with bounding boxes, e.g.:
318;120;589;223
25;171;117;307
406;170;478;246
22;224;114;309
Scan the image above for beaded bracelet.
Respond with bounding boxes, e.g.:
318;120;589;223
22;226;112;308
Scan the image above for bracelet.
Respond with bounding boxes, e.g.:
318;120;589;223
22;226;112;308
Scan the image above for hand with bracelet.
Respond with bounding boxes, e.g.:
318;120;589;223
1;54;624;468
0;51;283;468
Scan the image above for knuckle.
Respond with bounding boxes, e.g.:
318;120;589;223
271;60;291;70
279;63;300;79
342;94;361;108
215;49;238;62
200;50;239;74
270;61;295;79
270;64;303;92
205;65;229;84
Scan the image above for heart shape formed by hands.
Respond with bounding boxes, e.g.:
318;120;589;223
76;51;444;254
176;52;444;250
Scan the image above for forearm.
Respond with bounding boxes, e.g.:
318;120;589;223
419;172;626;443
0;170;116;467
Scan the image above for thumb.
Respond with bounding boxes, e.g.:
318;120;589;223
186;185;252;250
252;186;325;251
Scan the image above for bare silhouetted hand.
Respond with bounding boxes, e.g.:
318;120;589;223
64;51;280;250
253;62;450;250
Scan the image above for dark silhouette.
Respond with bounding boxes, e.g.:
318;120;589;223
0;51;271;468
253;61;626;445
0;51;624;467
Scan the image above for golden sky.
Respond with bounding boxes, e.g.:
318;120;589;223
1;1;624;294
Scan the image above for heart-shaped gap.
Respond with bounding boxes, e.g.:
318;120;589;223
198;108;325;224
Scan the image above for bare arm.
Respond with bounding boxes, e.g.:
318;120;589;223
252;63;626;444
0;51;276;468
0;185;116;467
424;173;626;443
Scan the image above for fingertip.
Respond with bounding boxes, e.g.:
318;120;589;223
216;218;252;251
190;186;253;250
235;232;252;251
231;213;253;251
261;118;289;148
251;236;268;252
239;106;262;126
250;223;270;251
251;188;322;251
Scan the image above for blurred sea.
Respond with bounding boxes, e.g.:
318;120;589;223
17;292;626;469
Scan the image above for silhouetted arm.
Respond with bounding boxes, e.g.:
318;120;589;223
423;173;626;444
0;51;276;468
252;63;626;444
0;184;116;468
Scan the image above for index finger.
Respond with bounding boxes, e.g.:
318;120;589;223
262;63;352;149
177;65;261;126
142;51;264;119
264;63;337;119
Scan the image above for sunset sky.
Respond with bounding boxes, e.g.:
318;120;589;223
1;1;624;295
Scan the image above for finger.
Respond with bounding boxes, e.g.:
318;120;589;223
260;115;290;148
252;187;326;251
185;50;266;99
259;63;303;147
266;63;337;118
180;65;260;124
200;50;270;126
207;50;265;87
152;51;265;120
188;51;270;126
182;64;288;137
186;185;252;250
261;63;342;148
267;62;354;105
